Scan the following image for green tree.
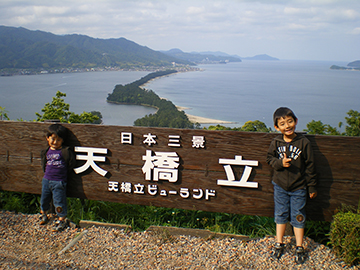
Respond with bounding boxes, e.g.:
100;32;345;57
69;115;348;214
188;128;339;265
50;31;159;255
35;91;100;124
344;110;360;136
90;111;103;124
241;120;271;132
304;120;340;135
0;106;9;120
206;124;239;131
205;121;270;132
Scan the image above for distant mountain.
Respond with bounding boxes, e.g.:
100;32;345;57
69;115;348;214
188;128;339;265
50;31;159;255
348;60;360;68
194;51;242;59
189;51;279;61
161;49;242;63
0;26;191;70
241;54;279;61
330;60;360;71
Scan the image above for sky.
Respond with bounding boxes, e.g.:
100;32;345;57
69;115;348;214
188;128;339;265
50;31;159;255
0;0;359;62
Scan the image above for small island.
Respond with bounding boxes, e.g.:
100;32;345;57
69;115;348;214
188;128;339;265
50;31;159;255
330;60;360;71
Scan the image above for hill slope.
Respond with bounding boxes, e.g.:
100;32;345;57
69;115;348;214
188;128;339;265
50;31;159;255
162;48;242;63
0;26;191;69
348;60;360;68
241;54;279;60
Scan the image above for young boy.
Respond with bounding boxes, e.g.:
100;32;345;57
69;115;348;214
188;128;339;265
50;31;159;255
266;107;317;264
39;124;76;232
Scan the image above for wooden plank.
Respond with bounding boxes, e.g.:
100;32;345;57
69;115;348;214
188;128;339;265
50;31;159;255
1;120;360;222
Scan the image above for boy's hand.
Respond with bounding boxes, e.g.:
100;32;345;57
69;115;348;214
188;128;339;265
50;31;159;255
309;192;317;199
282;153;292;167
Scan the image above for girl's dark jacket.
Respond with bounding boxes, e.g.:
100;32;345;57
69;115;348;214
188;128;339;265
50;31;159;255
266;133;317;194
41;146;76;175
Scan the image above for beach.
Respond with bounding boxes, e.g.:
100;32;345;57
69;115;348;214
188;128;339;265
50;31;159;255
176;106;234;124
141;77;235;125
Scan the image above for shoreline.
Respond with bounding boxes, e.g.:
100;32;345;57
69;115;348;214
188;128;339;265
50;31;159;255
139;71;235;125
186;114;235;124
176;106;235;124
139;67;202;90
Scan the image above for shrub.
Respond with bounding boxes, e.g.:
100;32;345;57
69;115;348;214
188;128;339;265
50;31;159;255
329;204;360;266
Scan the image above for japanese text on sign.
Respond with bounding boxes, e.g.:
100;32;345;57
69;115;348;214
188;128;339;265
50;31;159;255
72;132;259;201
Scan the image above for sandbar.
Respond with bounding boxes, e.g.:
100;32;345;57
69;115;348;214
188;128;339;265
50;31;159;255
139;71;231;124
176;106;234;124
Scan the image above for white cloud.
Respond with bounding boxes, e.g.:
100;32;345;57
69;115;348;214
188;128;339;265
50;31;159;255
186;6;205;15
0;0;359;61
350;27;360;35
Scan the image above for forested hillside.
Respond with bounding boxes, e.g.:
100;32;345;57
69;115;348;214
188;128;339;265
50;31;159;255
107;70;194;128
0;26;192;70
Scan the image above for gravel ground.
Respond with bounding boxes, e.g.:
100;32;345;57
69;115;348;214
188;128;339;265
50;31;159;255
0;211;358;270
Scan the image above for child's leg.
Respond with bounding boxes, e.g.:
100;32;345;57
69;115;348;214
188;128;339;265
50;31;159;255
276;223;287;243
289;187;307;246
294;227;306;264
274;223;287;259
290;188;307;264
293;227;304;247
40;178;52;213
273;183;289;259
273;182;290;244
51;181;68;219
51;181;68;231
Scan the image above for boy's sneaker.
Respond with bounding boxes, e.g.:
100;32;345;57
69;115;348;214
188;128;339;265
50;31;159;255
39;214;49;225
52;219;68;232
295;246;307;264
273;242;285;259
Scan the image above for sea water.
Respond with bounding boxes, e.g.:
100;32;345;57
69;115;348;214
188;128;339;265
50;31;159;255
1;60;359;131
0;70;154;126
146;60;360;131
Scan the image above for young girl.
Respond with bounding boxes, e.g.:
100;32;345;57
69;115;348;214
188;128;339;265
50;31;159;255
39;124;76;232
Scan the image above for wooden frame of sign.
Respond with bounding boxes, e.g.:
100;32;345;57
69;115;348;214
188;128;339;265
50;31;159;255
1;121;359;221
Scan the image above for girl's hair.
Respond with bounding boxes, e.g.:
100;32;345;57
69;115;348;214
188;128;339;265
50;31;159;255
273;107;297;127
46;124;68;141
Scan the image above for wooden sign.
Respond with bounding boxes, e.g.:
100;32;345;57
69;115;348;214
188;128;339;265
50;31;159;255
0;121;359;221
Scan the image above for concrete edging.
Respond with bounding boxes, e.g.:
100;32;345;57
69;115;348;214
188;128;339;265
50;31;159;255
79;221;250;240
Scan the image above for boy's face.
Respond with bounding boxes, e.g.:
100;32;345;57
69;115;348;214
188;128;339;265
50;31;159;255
275;116;297;140
46;134;63;150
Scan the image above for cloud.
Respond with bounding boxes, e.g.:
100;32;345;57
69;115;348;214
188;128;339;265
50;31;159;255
350;27;360;35
0;0;359;61
186;6;205;15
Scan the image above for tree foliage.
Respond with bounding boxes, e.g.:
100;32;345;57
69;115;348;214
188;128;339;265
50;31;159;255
344;110;360;137
0;106;9;120
107;70;194;129
304;120;340;136
35;91;101;124
205;110;360;137
241;120;272;132
205;121;271;132
0;26;190;70
305;110;360;137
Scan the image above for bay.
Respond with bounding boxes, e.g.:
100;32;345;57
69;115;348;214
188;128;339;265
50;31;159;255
0;70;155;126
145;60;360;131
1;60;359;132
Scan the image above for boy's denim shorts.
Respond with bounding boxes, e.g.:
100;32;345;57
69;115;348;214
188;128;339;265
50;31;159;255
40;178;67;218
273;182;307;229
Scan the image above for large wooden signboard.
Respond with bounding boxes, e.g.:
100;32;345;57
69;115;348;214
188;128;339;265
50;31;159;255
0;121;359;221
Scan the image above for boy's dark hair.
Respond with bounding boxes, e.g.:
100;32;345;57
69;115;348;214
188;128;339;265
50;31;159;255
273;107;297;127
46;124;68;142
